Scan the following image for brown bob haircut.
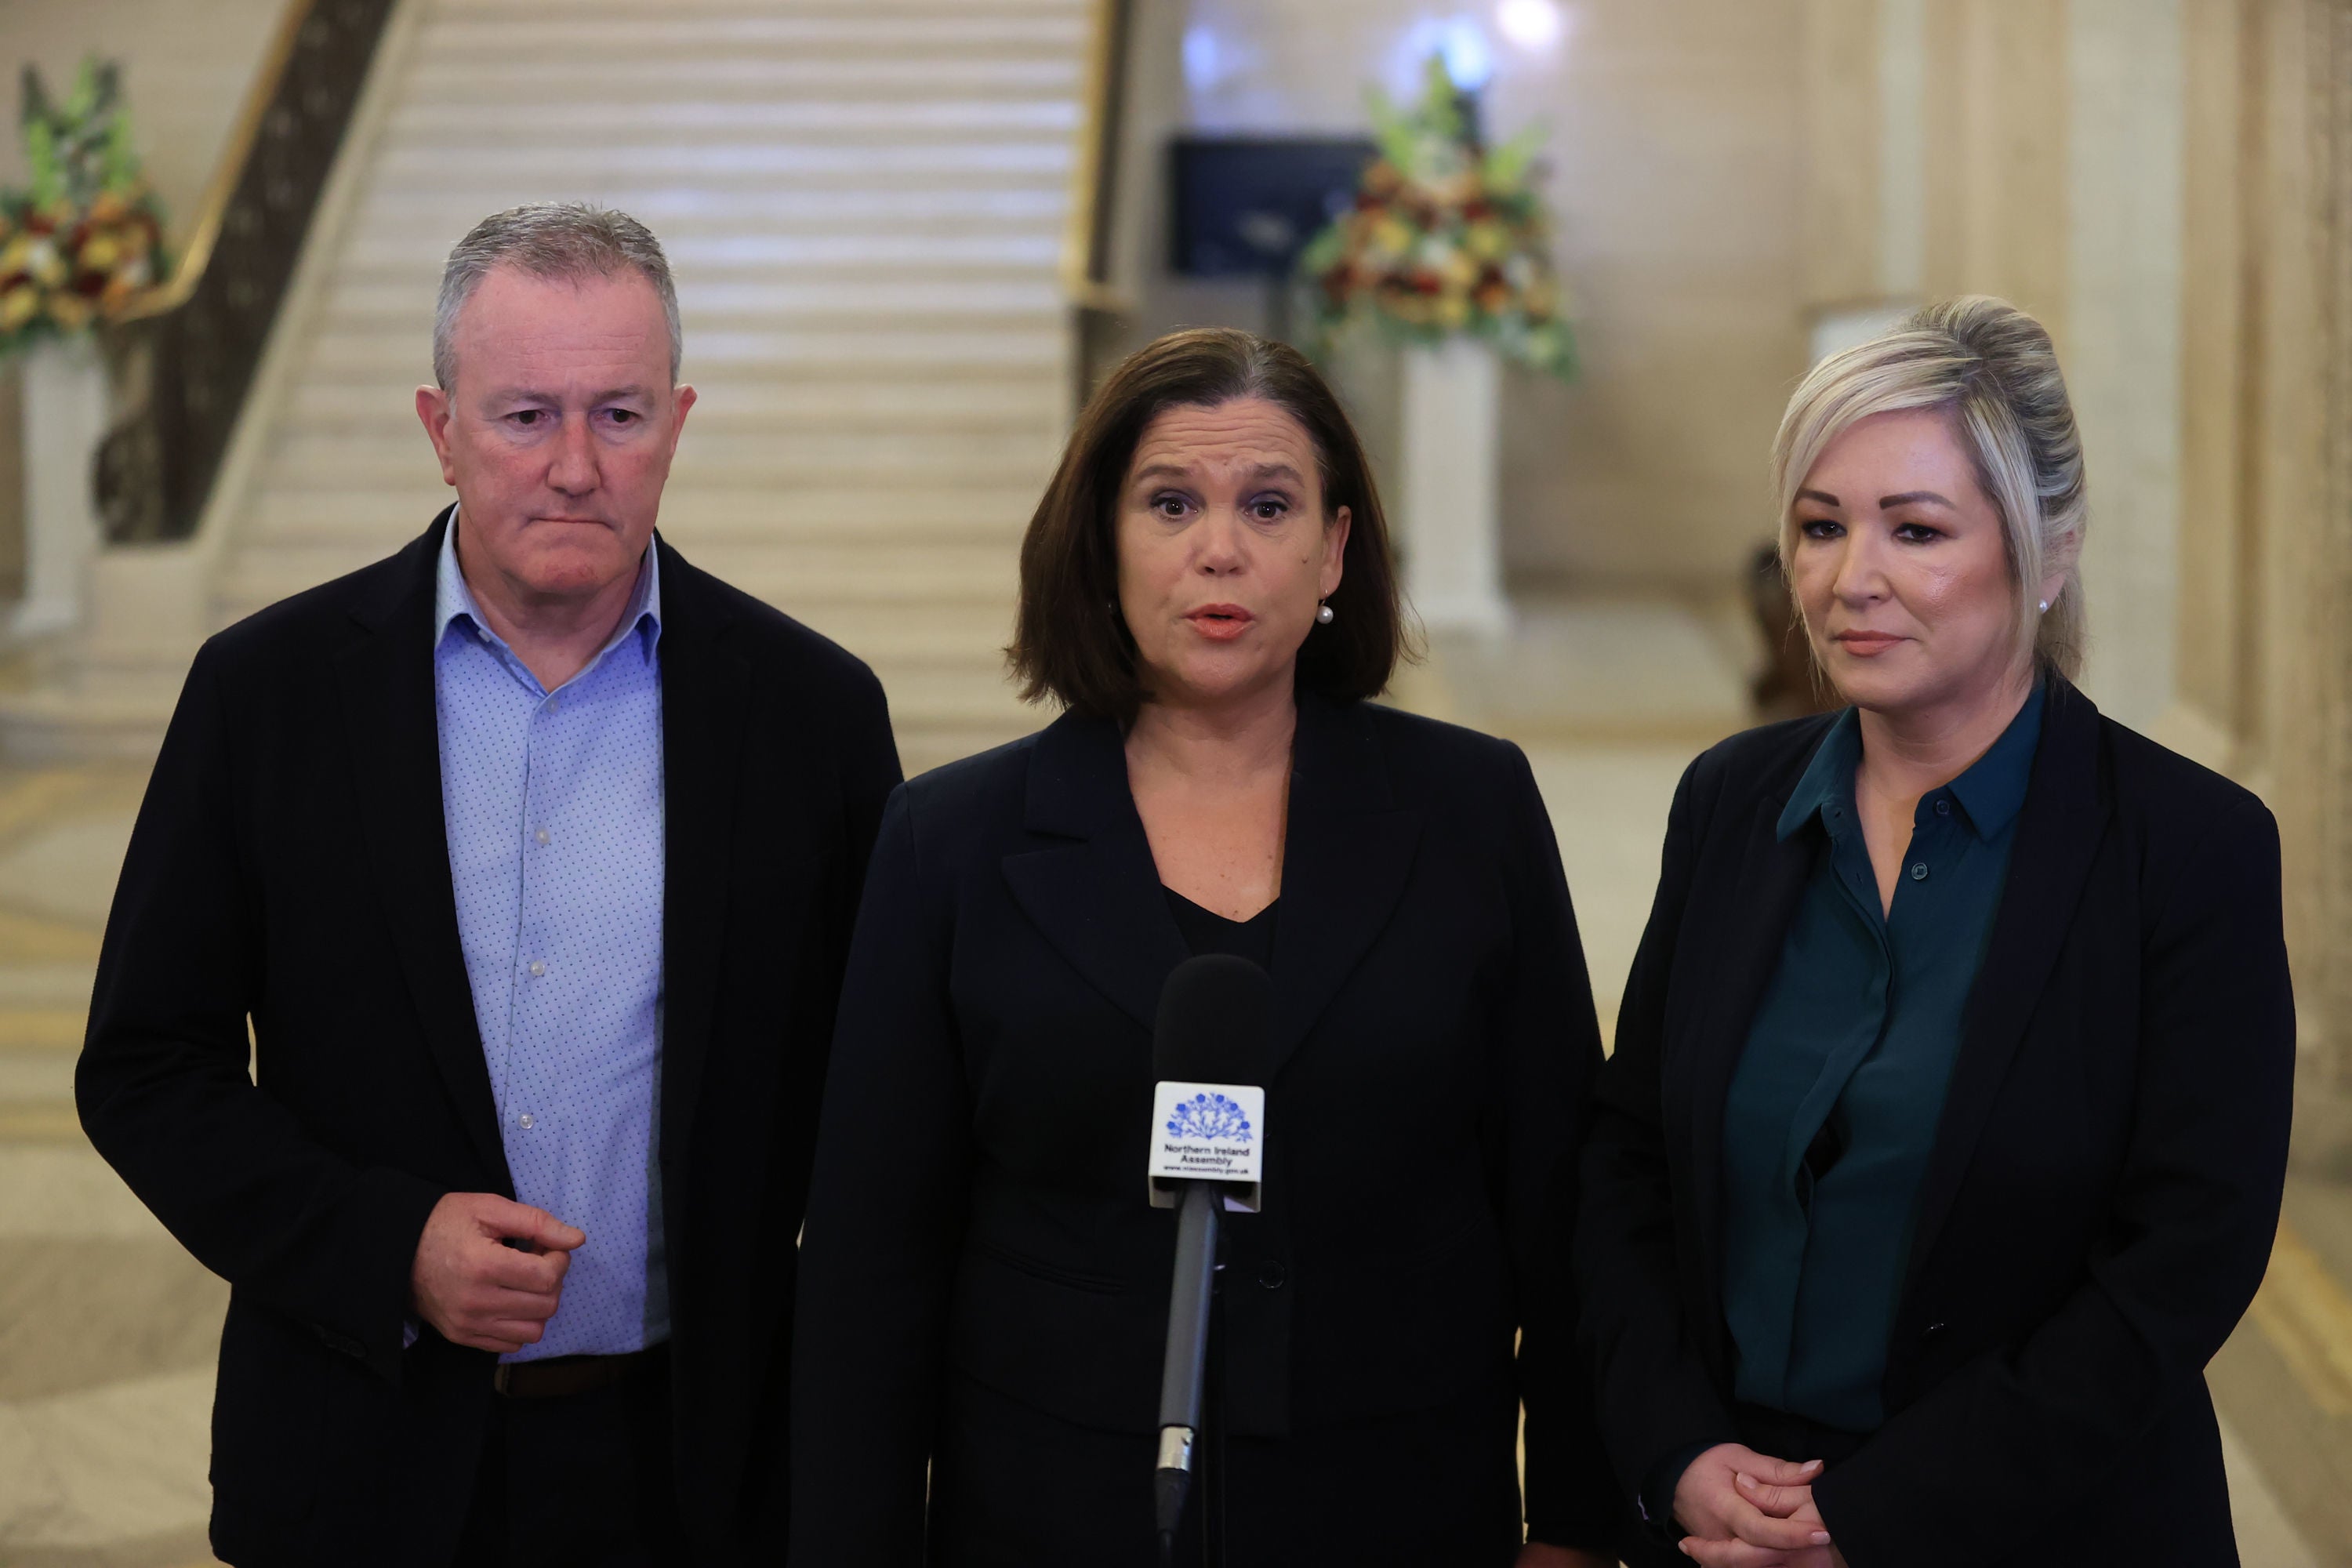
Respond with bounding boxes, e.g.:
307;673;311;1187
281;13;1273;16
1009;326;1409;722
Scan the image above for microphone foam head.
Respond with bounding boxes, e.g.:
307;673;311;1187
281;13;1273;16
1152;953;1273;1086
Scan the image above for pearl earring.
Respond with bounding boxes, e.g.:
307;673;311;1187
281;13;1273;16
2038;600;2049;613
1316;601;1335;625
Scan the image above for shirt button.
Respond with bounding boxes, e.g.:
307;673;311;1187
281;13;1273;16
535;828;550;845
1935;799;1951;816
517;1112;535;1130
544;695;561;713
1910;862;1929;881
1257;1261;1287;1290
528;960;546;977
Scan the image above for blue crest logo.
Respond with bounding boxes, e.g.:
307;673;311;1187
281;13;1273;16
1165;1092;1254;1143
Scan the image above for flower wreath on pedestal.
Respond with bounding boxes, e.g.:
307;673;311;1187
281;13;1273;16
0;60;169;354
1298;54;1573;377
3;60;170;644
1297;56;1574;637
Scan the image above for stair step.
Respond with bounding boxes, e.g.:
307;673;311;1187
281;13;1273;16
339;232;1063;274
242;485;1045;545
368;141;1073;187
347;187;1069;241
321;278;1064;328
386;100;1080;143
431;0;1087;14
412;16;1088;58
220;539;1018;605
746;599;1017;660
276;376;1063;434
838;666;1033;731
299;329;1065;378
260;432;1056;491
399;56;1082;106
657;494;1036;545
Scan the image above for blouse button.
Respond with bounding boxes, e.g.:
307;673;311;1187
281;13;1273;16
1935;799;1951;816
1910;862;1929;881
1257;1260;1287;1290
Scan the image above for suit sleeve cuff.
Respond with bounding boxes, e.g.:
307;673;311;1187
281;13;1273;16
1639;1440;1718;1538
349;1167;448;1382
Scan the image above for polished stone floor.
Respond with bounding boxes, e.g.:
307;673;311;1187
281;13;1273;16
0;605;2342;1564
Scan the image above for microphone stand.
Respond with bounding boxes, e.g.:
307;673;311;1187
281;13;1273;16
1154;1181;1220;1566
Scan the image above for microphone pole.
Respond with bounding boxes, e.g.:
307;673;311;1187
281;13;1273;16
1145;953;1273;1566
1154;1180;1218;1563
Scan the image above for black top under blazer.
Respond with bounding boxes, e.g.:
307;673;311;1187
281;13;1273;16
789;693;1621;1561
1576;674;2296;1568
75;514;902;1566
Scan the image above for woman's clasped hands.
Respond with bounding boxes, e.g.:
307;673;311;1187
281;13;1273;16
1672;1443;1846;1567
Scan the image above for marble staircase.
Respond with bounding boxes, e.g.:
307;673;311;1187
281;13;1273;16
28;0;1098;776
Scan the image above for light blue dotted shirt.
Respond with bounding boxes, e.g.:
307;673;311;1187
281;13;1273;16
434;514;668;1361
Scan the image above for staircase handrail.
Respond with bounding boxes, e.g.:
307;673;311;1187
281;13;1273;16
1063;0;1134;318
94;0;397;544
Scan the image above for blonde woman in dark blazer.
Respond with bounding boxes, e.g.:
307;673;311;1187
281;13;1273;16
1577;298;2295;1568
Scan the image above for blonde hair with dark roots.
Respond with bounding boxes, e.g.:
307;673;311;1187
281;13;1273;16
1770;296;2089;680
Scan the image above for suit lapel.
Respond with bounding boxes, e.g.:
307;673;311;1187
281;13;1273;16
333;510;513;1190
1001;698;1421;1073
1681;796;1816;1301
1002;713;1189;1034
654;540;749;1181
1265;695;1420;1076
1904;677;2109;1291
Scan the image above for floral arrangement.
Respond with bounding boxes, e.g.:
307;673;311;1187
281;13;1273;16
0;60;169;354
1299;55;1573;376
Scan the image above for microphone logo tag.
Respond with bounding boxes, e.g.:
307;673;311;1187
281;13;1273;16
1147;1081;1266;1186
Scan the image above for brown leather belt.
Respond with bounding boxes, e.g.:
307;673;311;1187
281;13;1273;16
492;1342;665;1400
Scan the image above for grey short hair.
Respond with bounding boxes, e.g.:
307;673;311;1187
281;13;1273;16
433;201;682;390
1770;296;2089;681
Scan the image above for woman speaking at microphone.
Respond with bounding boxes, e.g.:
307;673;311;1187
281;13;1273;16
789;328;1621;1566
1576;298;2295;1568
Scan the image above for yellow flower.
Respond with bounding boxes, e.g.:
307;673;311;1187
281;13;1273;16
0;287;36;331
80;233;122;273
27;238;66;287
48;292;93;331
1465;222;1508;261
1436;292;1470;330
0;234;30;275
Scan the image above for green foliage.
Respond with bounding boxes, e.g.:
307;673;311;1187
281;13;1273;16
1299;53;1576;378
0;57;169;356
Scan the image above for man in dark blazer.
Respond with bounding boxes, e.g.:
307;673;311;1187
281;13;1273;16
75;203;899;1566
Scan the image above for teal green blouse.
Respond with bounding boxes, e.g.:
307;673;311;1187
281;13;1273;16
1720;681;2044;1432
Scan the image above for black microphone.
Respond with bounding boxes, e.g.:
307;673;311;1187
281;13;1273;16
1147;954;1273;1565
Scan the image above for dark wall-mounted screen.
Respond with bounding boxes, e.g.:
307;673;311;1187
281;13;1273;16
1167;136;1379;278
